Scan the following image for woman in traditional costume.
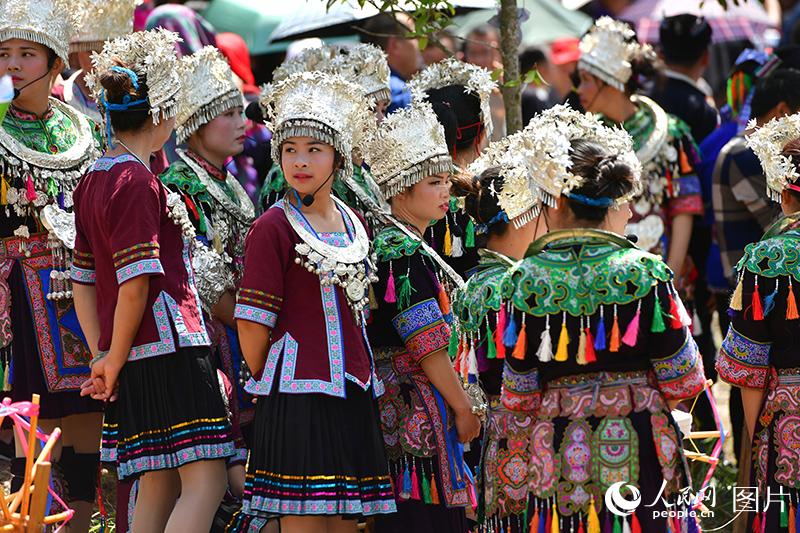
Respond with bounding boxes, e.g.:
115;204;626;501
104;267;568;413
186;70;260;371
258;43;391;216
408;57;497;275
0;0;104;528
497;106;708;533
451;128;550;531
161;45;254;459
717;114;800;532
55;0;137;124
364;100;482;533
73;29;235;532
228;70;395;533
575;17;702;280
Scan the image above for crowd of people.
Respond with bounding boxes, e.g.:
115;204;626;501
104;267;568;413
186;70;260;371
2;0;800;533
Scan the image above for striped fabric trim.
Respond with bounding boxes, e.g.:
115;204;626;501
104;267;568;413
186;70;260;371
113;241;160;270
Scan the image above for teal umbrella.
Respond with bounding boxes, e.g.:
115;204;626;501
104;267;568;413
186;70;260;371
451;0;592;48
202;0;297;55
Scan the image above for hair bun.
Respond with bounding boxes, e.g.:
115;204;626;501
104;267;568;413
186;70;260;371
98;61;141;105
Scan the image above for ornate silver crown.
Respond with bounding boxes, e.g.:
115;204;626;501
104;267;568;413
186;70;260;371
272;43;391;105
259;71;375;181
0;0;77;66
71;0;136;53
176;46;243;144
409;57;498;139
578;17;652;92
86;29;182;126
746;114;800;202
363;100;453;199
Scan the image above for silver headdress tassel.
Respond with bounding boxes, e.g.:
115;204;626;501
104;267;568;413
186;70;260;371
363;100;453;199
259;71;375;181
409;57;498;139
578;17;655;92
746;114;800;202
176;46;243;144
71;0;136;53
272;43;391;106
0;0;77;66
87;29;182;129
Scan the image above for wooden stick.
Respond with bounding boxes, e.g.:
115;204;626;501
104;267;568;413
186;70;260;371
35;428;60;465
683;430;723;439
684;450;719;464
42;510;75;525
20;394;40;518
26;462;51;533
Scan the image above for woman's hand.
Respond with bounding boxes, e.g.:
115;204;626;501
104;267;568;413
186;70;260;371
454;406;481;443
80;356;124;400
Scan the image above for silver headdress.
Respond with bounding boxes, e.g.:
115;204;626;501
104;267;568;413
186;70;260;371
409;57;498;139
259;71;375;181
86;29;182;126
272;43;391;105
746;114;800;202
480;104;639;224
363;100;453;199
176;46;243;144
578;17;654;92
0;0;76;67
71;0;136;53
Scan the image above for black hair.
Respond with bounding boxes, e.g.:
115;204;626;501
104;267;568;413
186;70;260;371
658;14;712;67
520;47;547;75
98;60;152;133
426;84;484;154
46;48;58;70
751;67;800;119
461;166;509;242
565;139;637;221
780;138;800;202
361;13;411;51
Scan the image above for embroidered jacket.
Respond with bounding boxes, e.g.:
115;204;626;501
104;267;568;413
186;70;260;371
367;224;470;508
607;95;703;255
236;198;377;398
717;214;800;495
494;230;706;524
72;155;210;360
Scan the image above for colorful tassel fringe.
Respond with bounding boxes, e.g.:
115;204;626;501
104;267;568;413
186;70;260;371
410;465;420;500
651;290;666;333
397;274;414;310
576;325;587;365
495;306;507;359
587;498;600;533
730;275;744;311
443;220;452;256
668;293;682;329
536;317;553;362
555;314;569;362
610;306;621;353
752;277;764;321
512;317;527;360
551;502;559;533
384;264;396;303
622;302;641;347
594;309;607;351
788;280;799;320
430;473;439;504
504;312;518;347
465;219;475;248
486;319;496;359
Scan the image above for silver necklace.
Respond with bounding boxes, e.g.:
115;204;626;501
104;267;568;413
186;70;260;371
115;139;149;169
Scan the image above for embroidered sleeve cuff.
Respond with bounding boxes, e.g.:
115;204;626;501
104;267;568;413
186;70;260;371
70;264;97;285
116;258;164;284
716;325;770;389
392;298;450;362
652;333;707;399
227;447;248;467
235;304;278;328
113;241;160;270
501;364;541;411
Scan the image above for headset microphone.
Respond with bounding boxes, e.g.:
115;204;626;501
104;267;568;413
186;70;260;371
12;70;52;100
626;234;639;244
301;168;336;207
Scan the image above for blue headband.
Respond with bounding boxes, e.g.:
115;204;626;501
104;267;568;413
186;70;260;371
475;210;509;235
565;192;615;208
101;66;149;147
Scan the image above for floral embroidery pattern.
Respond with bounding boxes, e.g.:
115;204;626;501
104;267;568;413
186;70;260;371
651;333;706;399
557;420;595;516
774;414;800;488
116;258;164;284
529;420;559;498
591;418;639;493
234;304;278;328
651;412;680;495
70;265;96;284
717;325;771;389
244;334;285;396
393;298;449;362
501;364;540;412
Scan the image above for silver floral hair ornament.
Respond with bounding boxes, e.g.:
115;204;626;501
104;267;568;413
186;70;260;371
259;71;375;181
578;17;655;92
521;104;642;209
746;114;800;202
272;43;391;106
86;28;182;143
176;46;243;144
0;0;77;67
70;0;136;53
409;57;498;140
363;100;453;199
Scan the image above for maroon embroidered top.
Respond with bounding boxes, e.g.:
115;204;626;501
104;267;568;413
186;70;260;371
72;154;210;360
237;198;376;398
